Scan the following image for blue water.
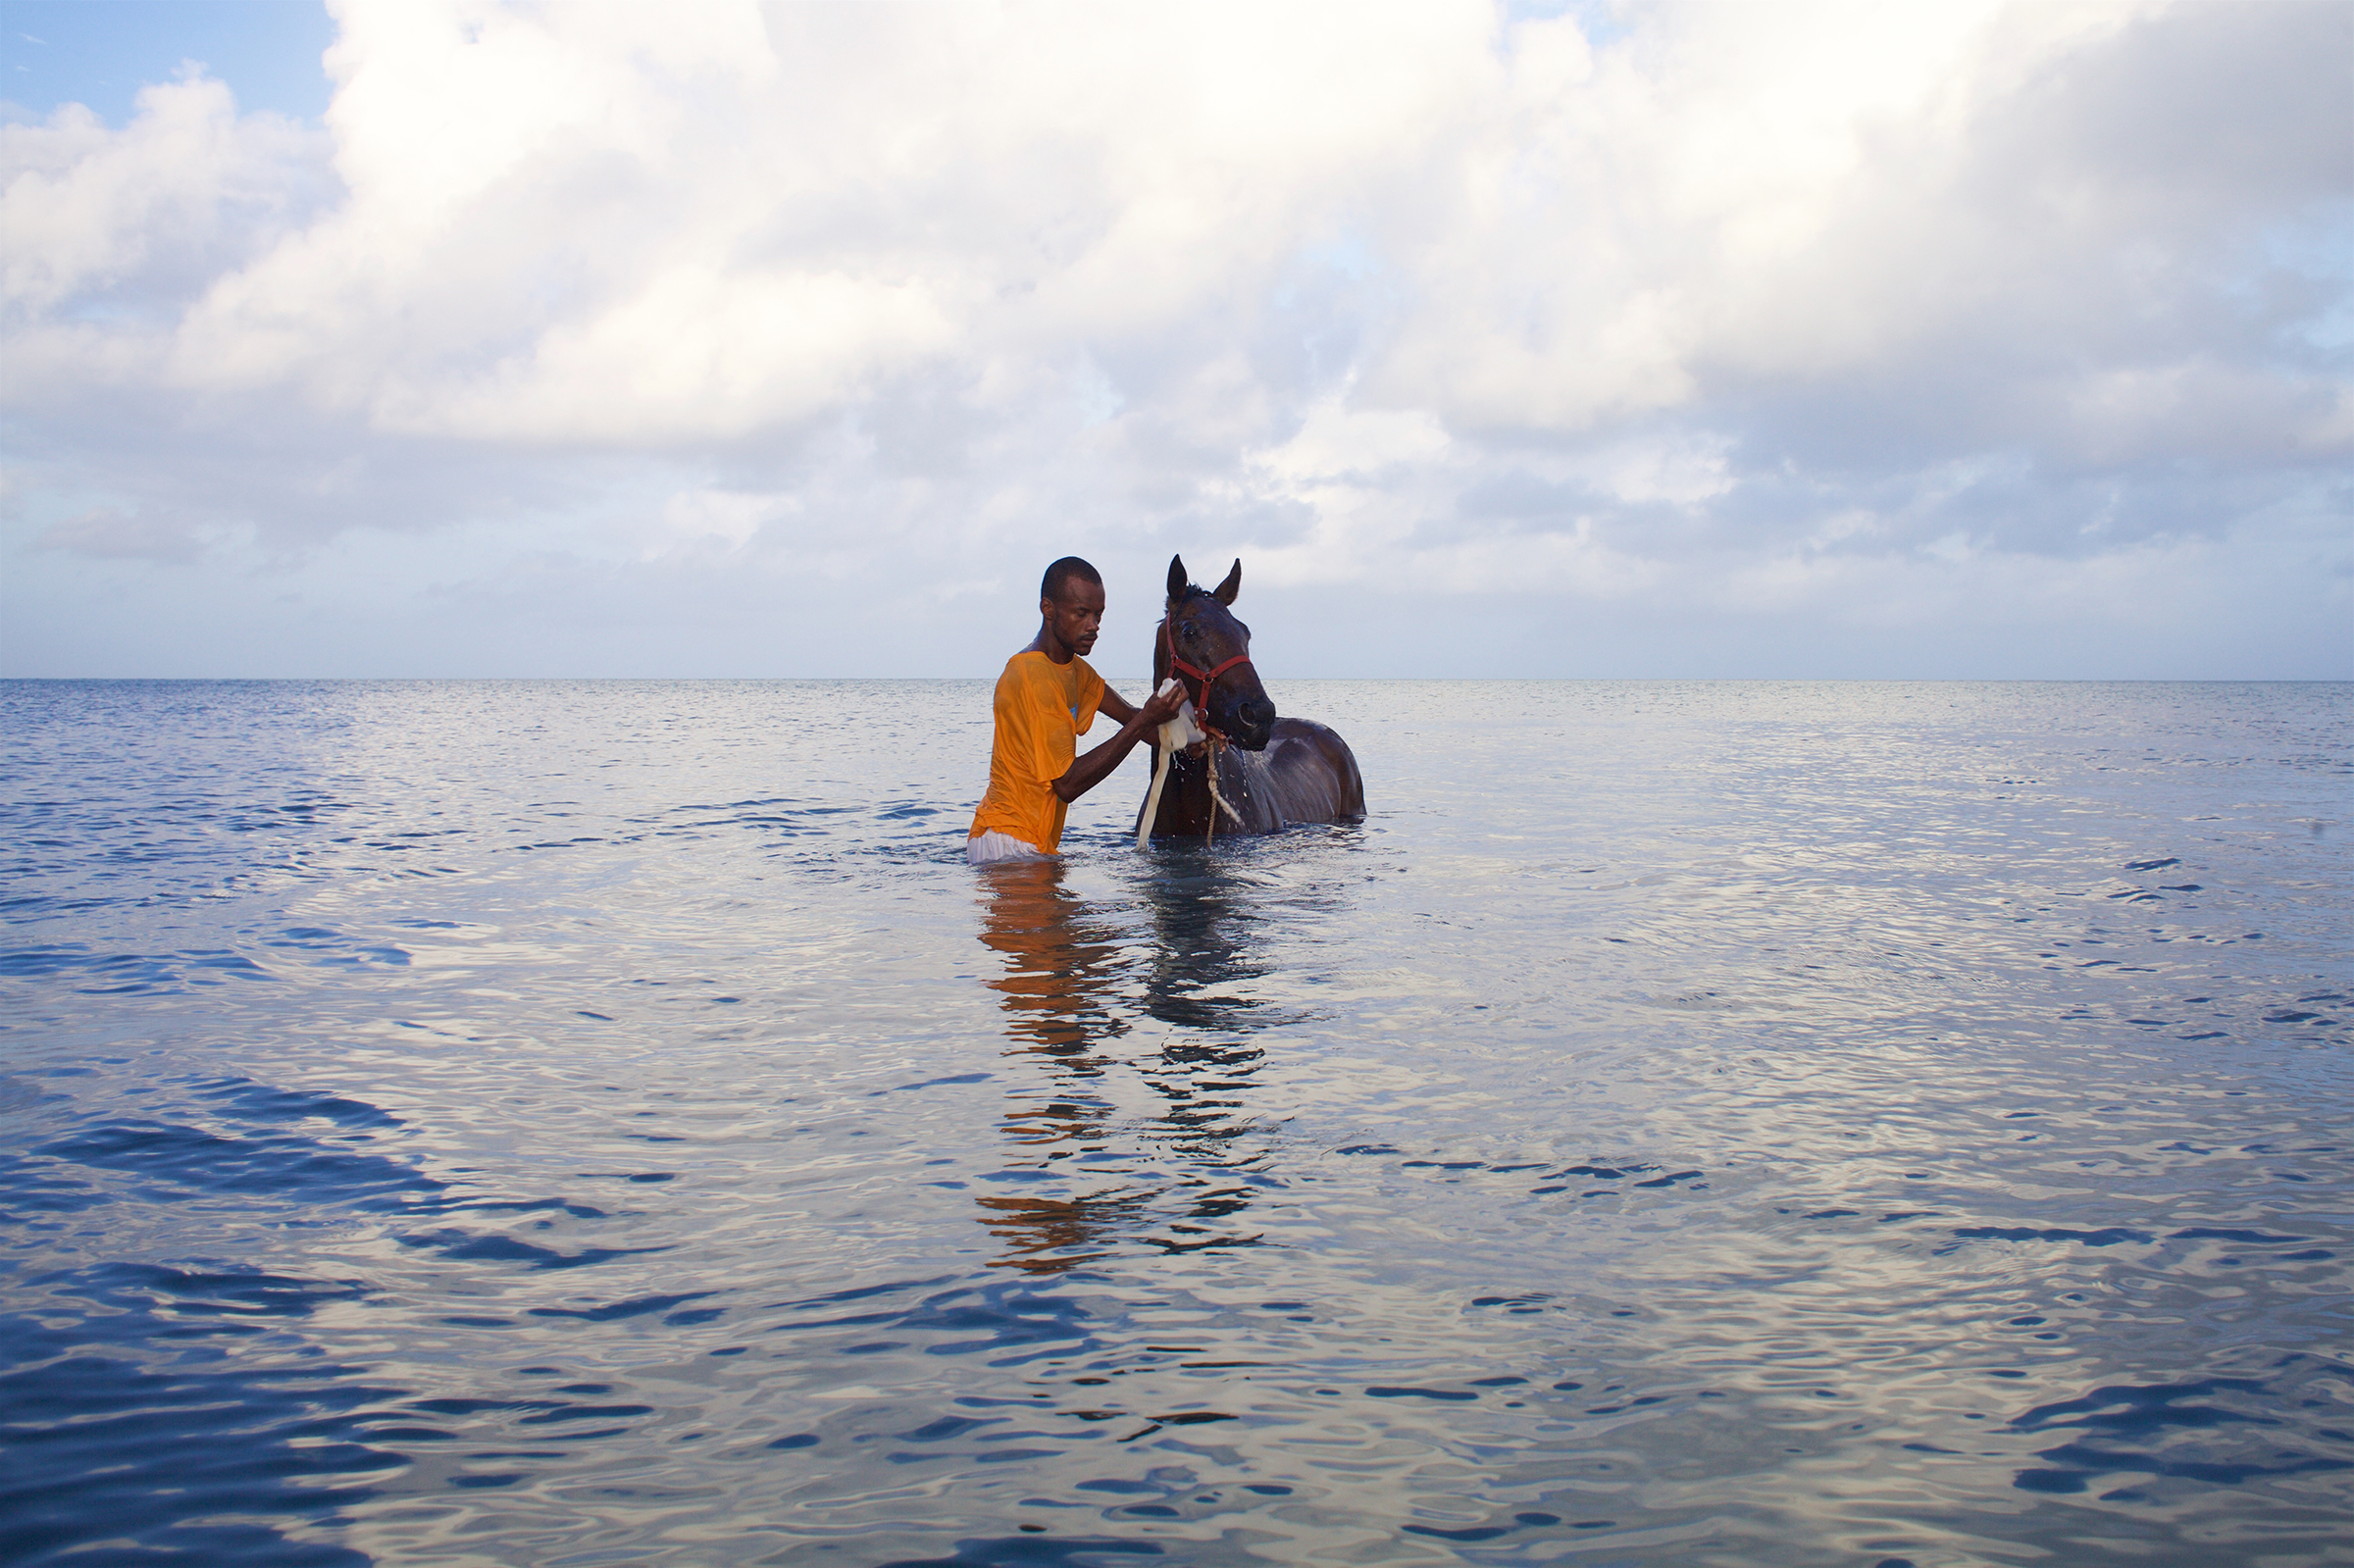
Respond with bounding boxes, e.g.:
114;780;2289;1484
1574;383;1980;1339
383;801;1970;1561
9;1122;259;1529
2;679;2348;1566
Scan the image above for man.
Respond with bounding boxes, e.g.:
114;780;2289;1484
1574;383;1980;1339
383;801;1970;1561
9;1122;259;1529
968;557;1184;866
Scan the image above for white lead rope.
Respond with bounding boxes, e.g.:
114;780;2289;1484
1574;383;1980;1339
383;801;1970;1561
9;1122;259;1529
1136;678;1239;849
1138;679;1202;850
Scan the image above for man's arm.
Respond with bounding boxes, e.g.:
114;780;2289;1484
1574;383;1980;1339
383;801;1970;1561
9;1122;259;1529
1051;684;1185;803
1099;678;1182;728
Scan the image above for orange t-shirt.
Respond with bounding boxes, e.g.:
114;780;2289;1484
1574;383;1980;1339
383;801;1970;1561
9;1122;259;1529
970;650;1106;853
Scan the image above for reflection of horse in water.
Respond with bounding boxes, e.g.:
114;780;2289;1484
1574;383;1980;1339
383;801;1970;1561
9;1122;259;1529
1141;555;1364;840
971;861;1278;1273
1137;856;1277;1037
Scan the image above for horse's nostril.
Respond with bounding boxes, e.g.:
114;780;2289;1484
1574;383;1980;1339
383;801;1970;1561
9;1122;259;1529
1242;700;1275;729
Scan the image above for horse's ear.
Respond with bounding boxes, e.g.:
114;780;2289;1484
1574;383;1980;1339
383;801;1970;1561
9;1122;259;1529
1166;555;1189;605
1213;559;1241;606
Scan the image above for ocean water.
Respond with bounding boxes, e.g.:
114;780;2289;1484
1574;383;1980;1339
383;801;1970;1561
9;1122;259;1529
1;678;2348;1568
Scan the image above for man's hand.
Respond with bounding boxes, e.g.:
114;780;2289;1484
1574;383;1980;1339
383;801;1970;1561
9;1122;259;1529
1051;683;1190;803
1138;681;1186;730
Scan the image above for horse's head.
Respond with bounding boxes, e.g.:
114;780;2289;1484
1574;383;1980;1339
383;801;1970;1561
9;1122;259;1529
1156;554;1277;750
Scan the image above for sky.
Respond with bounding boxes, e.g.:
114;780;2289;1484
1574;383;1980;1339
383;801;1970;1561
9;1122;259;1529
1;0;2347;680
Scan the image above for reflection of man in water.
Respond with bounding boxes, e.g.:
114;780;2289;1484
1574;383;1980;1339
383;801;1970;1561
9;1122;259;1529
973;860;1273;1273
966;556;1182;866
972;859;1145;1272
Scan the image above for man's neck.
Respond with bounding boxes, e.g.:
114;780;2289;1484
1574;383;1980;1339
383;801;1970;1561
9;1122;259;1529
1029;623;1075;664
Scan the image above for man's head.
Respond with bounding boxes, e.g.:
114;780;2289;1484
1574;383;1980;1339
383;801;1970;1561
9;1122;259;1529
1038;556;1105;661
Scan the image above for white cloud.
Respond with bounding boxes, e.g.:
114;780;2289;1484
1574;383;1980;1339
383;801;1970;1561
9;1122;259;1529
34;505;210;563
655;485;786;555
1;0;2346;677
1;75;326;314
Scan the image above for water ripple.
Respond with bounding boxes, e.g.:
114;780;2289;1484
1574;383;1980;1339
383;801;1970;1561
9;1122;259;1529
1;678;2347;1564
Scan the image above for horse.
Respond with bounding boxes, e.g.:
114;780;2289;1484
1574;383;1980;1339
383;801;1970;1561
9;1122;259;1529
1138;554;1364;841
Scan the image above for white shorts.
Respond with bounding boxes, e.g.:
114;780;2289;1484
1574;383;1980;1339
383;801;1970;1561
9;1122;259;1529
967;830;1050;866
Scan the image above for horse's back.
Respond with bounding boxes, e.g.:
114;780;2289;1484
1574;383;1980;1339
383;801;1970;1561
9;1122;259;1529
1260;717;1364;826
1143;719;1363;838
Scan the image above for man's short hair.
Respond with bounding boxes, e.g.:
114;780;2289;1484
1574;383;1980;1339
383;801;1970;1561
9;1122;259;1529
1041;556;1102;603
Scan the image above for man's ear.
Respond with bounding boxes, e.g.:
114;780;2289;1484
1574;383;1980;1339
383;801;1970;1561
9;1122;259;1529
1166;555;1189;605
1213;559;1241;606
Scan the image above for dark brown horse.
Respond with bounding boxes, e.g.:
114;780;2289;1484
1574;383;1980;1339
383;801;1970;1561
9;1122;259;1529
1139;555;1364;840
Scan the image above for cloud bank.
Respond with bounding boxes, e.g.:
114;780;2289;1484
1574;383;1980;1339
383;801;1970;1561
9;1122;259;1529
4;0;2347;677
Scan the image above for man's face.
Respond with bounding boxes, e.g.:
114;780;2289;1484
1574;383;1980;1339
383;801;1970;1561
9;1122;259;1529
1043;577;1106;657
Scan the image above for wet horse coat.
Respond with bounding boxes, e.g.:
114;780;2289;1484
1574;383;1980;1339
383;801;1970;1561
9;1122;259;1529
1138;556;1365;841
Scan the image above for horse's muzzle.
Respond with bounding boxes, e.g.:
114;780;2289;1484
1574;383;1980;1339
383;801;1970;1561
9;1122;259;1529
1227;695;1277;750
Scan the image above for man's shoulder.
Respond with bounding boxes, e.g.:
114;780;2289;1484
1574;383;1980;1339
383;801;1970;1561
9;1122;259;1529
998;649;1049;683
1000;649;1097;683
995;649;1063;704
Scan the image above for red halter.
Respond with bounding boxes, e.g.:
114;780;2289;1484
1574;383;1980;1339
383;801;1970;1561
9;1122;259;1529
1161;614;1253;733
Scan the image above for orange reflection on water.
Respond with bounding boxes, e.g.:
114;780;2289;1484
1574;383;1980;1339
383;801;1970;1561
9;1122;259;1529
973;861;1139;1273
